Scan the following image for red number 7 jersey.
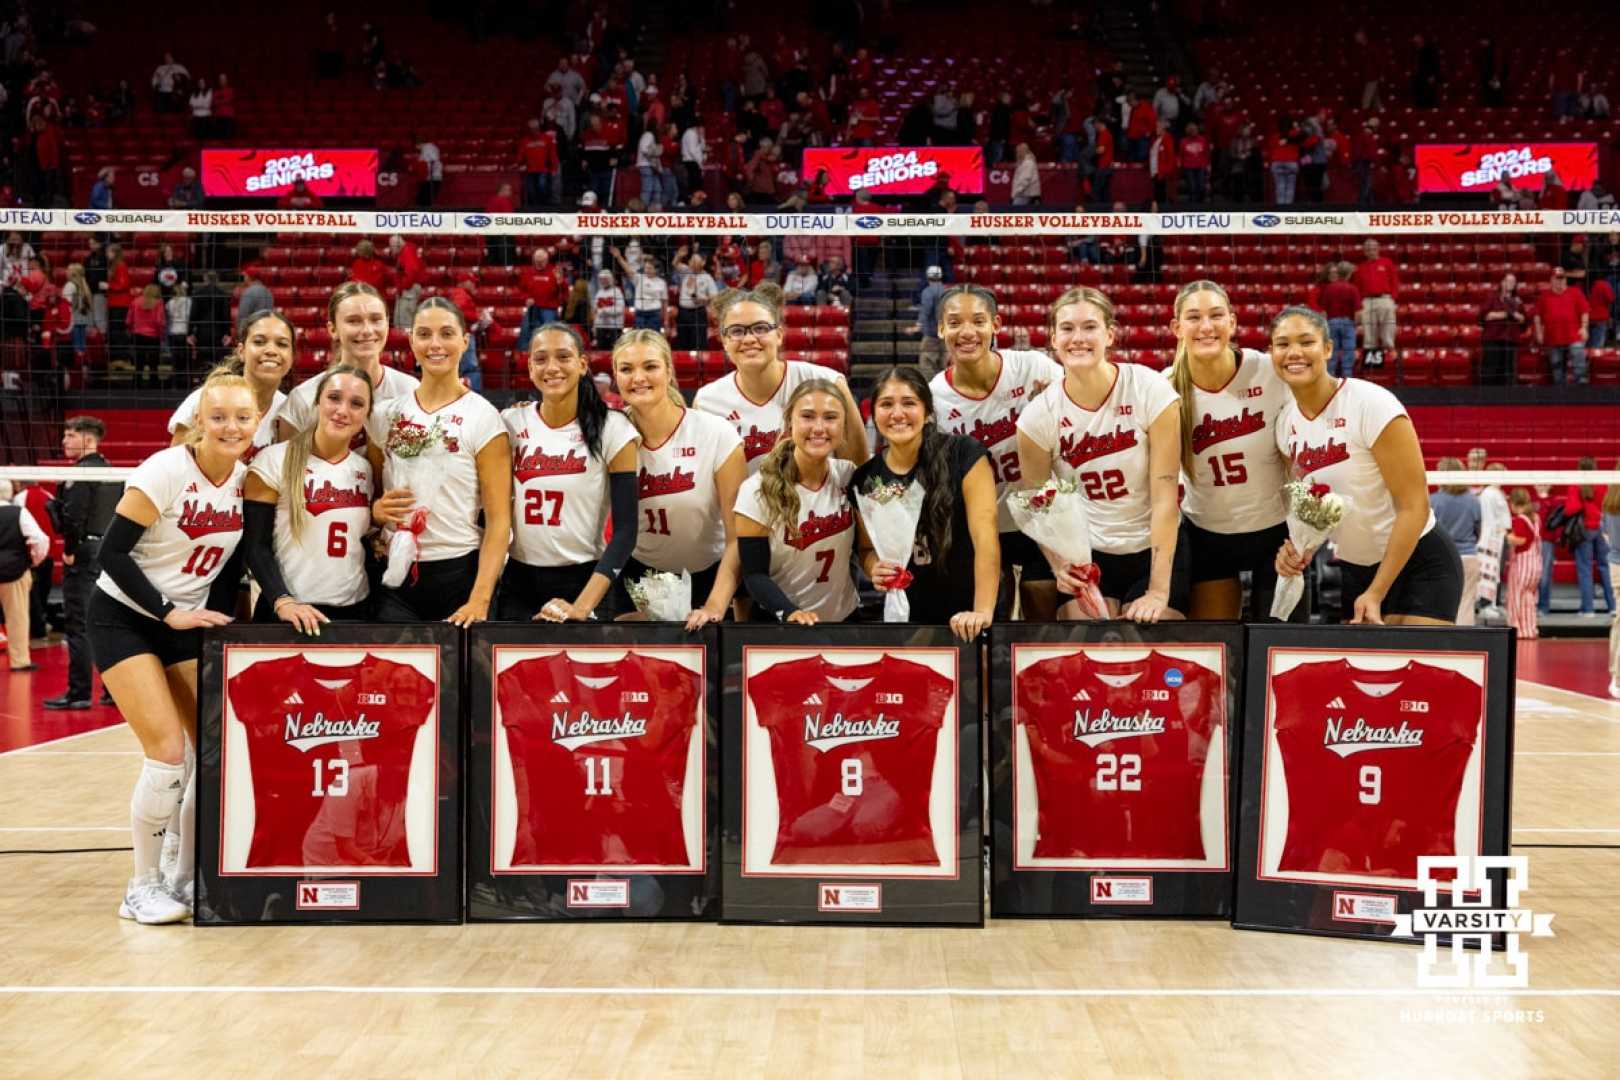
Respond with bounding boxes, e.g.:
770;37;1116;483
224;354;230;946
746;653;955;865
496;651;701;867
1016;649;1222;860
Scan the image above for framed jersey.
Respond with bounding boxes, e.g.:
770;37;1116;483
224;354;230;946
989;622;1245;918
195;623;462;925
466;623;720;922
720;624;982;926
1235;625;1515;945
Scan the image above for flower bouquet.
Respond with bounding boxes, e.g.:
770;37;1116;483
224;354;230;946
1270;479;1350;620
380;412;450;588
1007;477;1108;619
625;568;693;621
854;477;926;621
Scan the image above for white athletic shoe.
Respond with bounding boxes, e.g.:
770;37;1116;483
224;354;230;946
119;870;192;925
168;874;194;911
1609;680;1620;700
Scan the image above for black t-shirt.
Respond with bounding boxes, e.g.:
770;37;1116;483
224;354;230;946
852;433;988;622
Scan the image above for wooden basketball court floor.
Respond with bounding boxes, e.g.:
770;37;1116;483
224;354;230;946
1;654;1617;1076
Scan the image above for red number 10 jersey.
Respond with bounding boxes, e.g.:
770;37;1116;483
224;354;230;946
1016;649;1222;860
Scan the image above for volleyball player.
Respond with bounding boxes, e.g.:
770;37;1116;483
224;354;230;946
927;284;1064;619
89;367;257;923
735;378;859;624
498;323;639;622
693;282;868;472
1016;286;1187;623
1165;280;1291;618
1271;306;1461;624
243;364;376;627
853;365;999;641
612;328;745;628
369;299;510;625
168;310;295;459
276;281;419;439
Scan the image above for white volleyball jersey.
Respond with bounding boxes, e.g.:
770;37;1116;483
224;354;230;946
633;408;744;572
97;445;246;617
372;389;506;561
503;402;639;568
168;387;287;467
1176;348;1290;534
735;457;858;621
1017;363;1180;555
931;349;1063;531
249;442;374;607
694;360;843;473
1276;377;1436;567
279;364;420;436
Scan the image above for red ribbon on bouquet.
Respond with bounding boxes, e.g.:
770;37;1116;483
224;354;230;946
880;568;914;591
1066;562;1101;587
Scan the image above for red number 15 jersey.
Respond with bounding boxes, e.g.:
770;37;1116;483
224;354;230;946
1016;649;1222;860
747;654;954;866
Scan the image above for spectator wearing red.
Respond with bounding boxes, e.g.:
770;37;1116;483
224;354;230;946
1267;122;1301;205
348;239;393;294
517;117;559;209
1533;267;1589;384
847;89;881;146
1179;122;1210;203
1589;275;1616;348
104;244;132;362
518;247;566;350
127;284;167;390
213;74;236;138
1148;121;1178;206
277;178;324;209
1319;261;1362;377
1125;92;1157;162
1563;457;1614;616
1090;116;1116;204
1540;171;1570;211
18;481;59;640
1351;238;1400;368
388;234;425;327
1351;117;1380;205
445;276;487;391
1480;272;1528;385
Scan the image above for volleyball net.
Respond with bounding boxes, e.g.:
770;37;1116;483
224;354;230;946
0;207;1617;490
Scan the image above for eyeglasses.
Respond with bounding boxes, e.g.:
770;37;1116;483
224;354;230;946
721;322;778;342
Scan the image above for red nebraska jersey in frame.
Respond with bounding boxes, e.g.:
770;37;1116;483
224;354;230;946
746;652;955;866
226;653;437;869
1268;658;1483;879
1015;649;1222;861
496;650;702;868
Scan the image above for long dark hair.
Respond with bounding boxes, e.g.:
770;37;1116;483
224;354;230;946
1578;456;1596;503
530;321;609;460
869;365;957;567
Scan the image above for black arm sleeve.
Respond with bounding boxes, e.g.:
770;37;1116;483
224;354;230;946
592;471;640;581
205;543;247;616
739;534;798;620
98;513;173;620
242;500;293;609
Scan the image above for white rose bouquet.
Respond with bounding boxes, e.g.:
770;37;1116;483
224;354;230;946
1008;477;1108;620
1270;479;1350;620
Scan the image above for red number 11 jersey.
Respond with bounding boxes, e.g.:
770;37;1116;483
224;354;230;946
1016;649;1222;860
746;654;955;866
496;651;702;868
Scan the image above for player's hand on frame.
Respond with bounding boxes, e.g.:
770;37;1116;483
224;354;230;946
447;596;491;627
1275;538;1311;577
685;606;724;631
785;610;820;626
1121;589;1170;623
949;609;992;641
274;598;329;635
534;597;585;623
1349;591;1385;625
164;607;233;630
372;488;415;528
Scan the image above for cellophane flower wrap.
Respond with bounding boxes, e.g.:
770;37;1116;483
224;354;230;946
380;412;452;588
854;477;927;622
1270;479;1350;620
1007;477;1108;619
625;568;692;621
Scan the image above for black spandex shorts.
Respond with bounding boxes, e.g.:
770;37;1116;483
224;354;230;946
1059;527;1192;615
1185;519;1288;586
373;552;480;623
1336;526;1464;623
251;591;373;623
1000;530;1052;581
88;587;201;671
496;559;602;621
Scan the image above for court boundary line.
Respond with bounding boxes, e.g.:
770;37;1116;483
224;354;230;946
0;985;1616;999
0;723;123;759
1517;680;1620;710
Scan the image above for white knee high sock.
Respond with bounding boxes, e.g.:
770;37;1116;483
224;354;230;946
130;758;185;877
174;739;197;885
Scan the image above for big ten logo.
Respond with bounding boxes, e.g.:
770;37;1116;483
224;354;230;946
378;171;400;188
621;690;650;703
875;692;905;705
677;446;697;457
1141;688;1170;701
1010;385;1026;398
1400;700;1430;713
357;692;387;705
1332;417;1347;428
137;170;161;187
1244;385;1264;398
1396;855;1554;989
1116;404;1133;416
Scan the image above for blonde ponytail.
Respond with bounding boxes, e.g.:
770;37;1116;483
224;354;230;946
1169;280;1233;477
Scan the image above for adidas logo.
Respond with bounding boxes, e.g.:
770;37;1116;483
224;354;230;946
184;482;199;493
803;693;823;705
728;410;741;421
551;690;570;703
1326;696;1346;709
1060;417;1074;428
948;408;962;419
1072;689;1091;701
283;691;304;705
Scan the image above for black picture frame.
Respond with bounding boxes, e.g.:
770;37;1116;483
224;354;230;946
195;622;463;925
466;623;721;922
719;624;983;927
1234;624;1516;945
988;621;1246;918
